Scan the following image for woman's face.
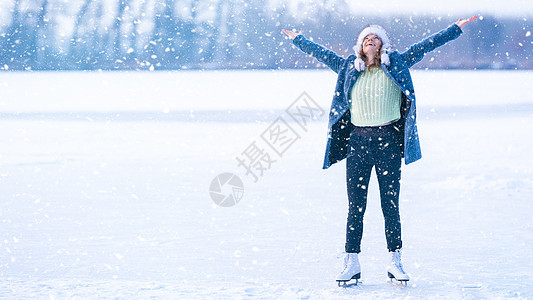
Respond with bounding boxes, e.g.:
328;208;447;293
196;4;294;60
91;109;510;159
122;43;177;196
362;34;382;56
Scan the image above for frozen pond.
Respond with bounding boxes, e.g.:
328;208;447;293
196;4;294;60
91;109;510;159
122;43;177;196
1;69;532;112
0;70;532;298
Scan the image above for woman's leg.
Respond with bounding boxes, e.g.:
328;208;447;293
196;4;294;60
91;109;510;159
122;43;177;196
345;146;373;254
375;134;403;252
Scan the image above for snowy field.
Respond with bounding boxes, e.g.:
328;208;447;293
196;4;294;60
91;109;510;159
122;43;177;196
0;70;532;299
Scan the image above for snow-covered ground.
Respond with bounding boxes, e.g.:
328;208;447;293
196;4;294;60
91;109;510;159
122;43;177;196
0;70;532;298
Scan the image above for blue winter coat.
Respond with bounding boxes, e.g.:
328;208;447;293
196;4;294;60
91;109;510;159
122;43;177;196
292;24;463;169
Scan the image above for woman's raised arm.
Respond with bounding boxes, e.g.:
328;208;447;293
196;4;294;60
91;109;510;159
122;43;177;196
282;28;346;73
400;16;478;68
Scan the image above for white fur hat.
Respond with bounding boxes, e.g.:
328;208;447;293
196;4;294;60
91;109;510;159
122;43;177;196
352;25;392;72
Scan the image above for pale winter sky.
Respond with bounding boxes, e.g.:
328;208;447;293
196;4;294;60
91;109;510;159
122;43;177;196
346;0;533;17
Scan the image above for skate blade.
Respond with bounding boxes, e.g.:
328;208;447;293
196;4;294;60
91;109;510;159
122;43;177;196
337;279;360;288
388;279;408;287
337;273;361;287
387;272;409;286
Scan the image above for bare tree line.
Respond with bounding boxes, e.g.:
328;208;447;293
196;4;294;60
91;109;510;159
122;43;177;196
0;0;531;71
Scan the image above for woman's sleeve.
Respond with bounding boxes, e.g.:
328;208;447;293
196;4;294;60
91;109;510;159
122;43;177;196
400;24;463;68
292;35;346;73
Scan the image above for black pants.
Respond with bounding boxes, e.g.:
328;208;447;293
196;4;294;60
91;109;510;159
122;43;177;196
345;123;403;253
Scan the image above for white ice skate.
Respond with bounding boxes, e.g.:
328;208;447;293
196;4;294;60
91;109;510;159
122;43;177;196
386;249;409;285
336;253;361;287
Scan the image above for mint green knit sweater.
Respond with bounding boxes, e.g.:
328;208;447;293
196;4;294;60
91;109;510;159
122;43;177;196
349;67;402;126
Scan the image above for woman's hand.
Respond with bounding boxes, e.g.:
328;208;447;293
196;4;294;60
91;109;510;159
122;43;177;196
282;29;302;40
455;15;478;28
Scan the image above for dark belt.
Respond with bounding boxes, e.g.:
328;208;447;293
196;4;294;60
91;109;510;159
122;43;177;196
351;121;401;137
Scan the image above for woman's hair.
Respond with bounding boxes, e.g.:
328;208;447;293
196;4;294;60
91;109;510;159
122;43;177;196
358;37;382;69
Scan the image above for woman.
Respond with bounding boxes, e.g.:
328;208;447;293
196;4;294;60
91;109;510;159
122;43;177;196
282;16;477;285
